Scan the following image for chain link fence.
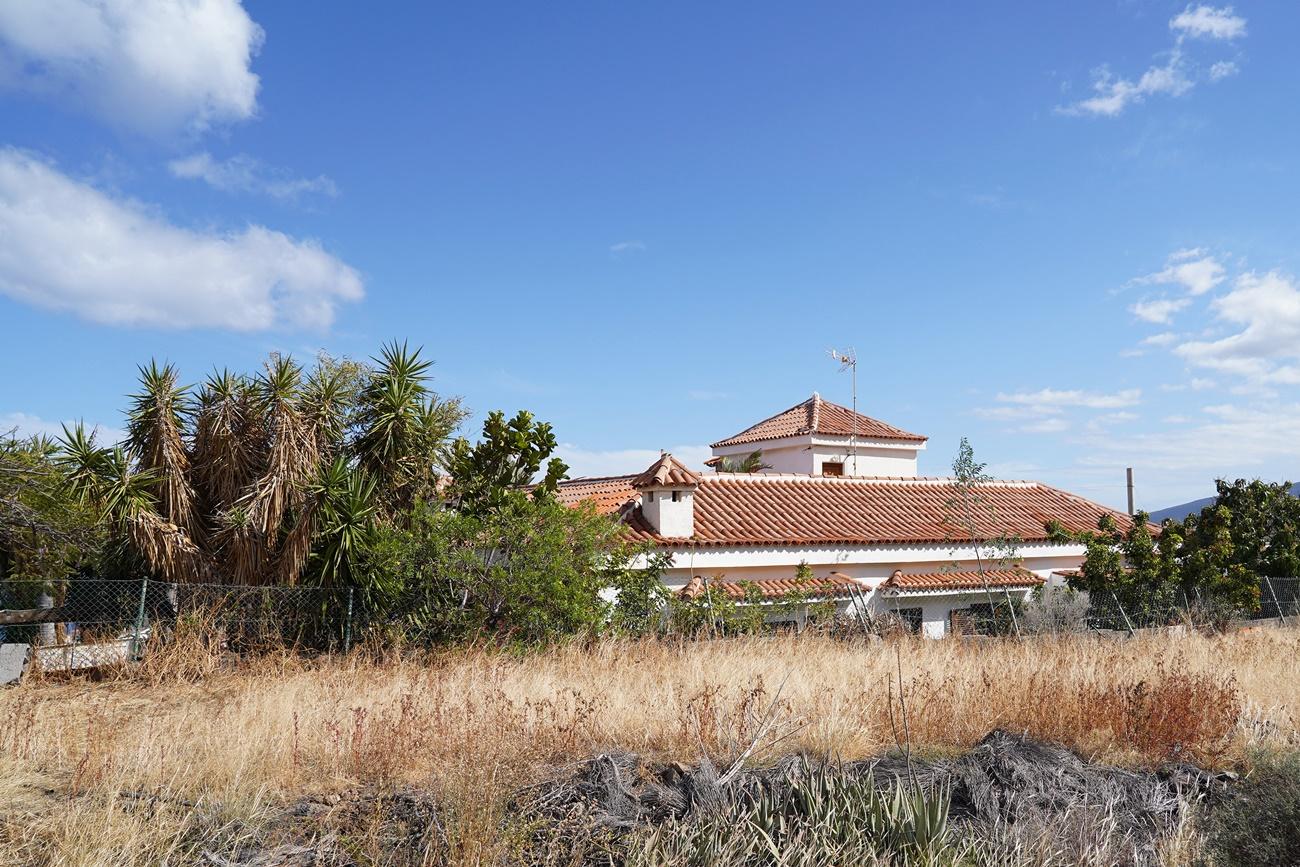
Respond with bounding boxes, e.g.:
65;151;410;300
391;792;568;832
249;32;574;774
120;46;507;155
0;578;349;678
3;575;1300;678
1077;576;1300;633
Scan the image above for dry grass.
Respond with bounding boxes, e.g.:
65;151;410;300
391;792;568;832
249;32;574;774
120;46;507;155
2;628;1298;865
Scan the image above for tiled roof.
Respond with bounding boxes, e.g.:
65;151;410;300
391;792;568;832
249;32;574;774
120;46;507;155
623;474;1136;547
632;452;702;489
711;394;927;448
552;475;639;513
677;573;861;601
880;567;1044;593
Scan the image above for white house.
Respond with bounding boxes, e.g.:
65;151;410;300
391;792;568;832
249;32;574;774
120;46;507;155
555;394;1134;638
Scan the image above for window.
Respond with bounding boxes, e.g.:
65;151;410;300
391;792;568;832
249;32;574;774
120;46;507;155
895;607;923;634
647;491;655;502
822;461;844;477
671;490;680;502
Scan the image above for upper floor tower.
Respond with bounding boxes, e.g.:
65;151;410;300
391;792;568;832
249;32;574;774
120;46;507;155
707;393;927;477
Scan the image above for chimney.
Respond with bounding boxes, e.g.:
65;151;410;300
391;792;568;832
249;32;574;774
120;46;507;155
631;452;700;538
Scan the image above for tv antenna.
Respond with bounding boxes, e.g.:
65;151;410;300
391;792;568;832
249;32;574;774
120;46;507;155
828;347;858;475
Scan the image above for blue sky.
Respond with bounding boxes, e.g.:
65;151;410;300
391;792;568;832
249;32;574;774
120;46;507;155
1;1;1298;510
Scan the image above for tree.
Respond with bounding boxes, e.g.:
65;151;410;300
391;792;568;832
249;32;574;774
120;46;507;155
715;450;770;473
0;431;100;583
1178;479;1299;609
945;437;1023;635
54;344;466;588
1058;478;1291;623
608;550;674;636
445;410;567;515
1053;512;1184;625
380;497;629;643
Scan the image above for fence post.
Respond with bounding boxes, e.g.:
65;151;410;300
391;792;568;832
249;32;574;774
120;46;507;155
1001;587;1022;638
343;586;354;653
1264;576;1288;627
131;577;149;660
1112;591;1135;637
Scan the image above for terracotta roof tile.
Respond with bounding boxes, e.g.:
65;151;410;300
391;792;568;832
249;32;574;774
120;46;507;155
631;452;701;489
880;567;1044;593
711;394;926;448
678;573;860;601
552;475;639;513
622;474;1137;547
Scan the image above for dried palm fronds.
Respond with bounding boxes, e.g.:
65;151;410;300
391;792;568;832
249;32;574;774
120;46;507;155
126;361;201;544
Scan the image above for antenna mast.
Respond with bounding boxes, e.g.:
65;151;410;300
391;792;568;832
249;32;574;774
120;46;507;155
828;348;858;475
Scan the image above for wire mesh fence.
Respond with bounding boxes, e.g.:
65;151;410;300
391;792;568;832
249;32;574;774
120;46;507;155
3;575;1300;677
1079;577;1300;633
0;578;349;676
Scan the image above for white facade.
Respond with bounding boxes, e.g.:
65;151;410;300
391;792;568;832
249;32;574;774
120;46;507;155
711;434;923;478
638;540;1083;637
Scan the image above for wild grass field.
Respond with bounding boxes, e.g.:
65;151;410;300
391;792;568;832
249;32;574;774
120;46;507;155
1;629;1298;866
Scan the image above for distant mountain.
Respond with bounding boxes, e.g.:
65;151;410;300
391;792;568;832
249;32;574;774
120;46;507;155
1147;482;1300;524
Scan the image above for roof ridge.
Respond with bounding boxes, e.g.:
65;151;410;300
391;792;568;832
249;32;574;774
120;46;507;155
710;395;926;449
708;396;818;449
701;473;1043;487
632;452;702;489
558;473;639;485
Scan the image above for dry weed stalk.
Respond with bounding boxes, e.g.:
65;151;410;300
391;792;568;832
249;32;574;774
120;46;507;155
0;630;1294;866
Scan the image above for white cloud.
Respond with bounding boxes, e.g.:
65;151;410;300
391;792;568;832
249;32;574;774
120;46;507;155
0;0;263;136
1209;60;1239;81
1061;55;1192;117
1170;5;1247;40
0;148;363;331
973;405;1064;422
0;411;124;446
610;240;646;255
1081;402;1300;475
1085;411;1139;433
1131;249;1226;296
168;152;338;201
554;443;712;479
1020;417;1070;434
1174;270;1300;383
1161;378;1217;392
1142;331;1179;347
1059;6;1245;118
1131;297;1191;324
996;388;1142;409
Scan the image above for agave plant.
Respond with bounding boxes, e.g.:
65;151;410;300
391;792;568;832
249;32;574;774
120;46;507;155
632;768;964;867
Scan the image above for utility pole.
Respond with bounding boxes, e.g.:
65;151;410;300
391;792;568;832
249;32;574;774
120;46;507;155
1126;467;1135;516
829;348;858;475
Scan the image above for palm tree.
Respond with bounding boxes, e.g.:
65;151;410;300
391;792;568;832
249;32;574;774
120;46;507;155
716;450;770;473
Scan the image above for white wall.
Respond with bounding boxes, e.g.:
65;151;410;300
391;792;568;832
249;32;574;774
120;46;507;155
711;434;923;478
640;487;695;537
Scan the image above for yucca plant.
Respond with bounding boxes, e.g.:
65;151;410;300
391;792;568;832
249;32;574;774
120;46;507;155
54;345;465;588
